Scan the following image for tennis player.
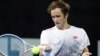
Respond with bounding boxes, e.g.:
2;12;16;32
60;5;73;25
39;0;92;56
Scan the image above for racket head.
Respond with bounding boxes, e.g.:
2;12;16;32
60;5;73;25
0;34;26;56
0;50;6;56
21;48;33;56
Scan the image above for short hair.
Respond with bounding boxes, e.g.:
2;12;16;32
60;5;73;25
47;0;70;15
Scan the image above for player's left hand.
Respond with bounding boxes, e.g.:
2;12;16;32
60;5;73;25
82;52;92;56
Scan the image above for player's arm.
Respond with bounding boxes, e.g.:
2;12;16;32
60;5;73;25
81;29;92;56
82;47;92;56
40;31;52;56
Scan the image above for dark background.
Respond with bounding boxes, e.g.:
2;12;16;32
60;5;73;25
0;0;100;56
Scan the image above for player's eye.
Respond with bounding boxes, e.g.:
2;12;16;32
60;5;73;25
51;16;55;18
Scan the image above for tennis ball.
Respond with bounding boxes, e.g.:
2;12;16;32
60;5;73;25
31;47;40;54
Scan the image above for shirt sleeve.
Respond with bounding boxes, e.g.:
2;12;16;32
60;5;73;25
80;29;90;50
40;30;49;45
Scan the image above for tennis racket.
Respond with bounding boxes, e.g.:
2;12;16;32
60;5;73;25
0;34;37;56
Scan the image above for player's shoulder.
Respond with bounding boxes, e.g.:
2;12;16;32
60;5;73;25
42;26;55;32
71;26;86;32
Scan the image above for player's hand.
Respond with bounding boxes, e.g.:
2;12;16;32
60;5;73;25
39;44;52;51
39;44;52;56
82;52;92;56
39;50;44;56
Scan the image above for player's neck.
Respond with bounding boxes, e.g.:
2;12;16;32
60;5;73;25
58;23;70;30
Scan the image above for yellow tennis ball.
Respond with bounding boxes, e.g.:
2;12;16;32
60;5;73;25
31;47;40;54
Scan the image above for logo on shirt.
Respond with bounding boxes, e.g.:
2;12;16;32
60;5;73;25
73;36;78;39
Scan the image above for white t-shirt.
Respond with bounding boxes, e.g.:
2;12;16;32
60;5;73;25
40;26;90;56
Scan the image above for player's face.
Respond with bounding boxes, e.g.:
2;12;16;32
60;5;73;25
51;8;68;29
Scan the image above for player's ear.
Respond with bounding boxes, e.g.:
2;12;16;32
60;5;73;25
64;13;68;19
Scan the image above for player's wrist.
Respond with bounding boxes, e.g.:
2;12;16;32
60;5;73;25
39;44;52;51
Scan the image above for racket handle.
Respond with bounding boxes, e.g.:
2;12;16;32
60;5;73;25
44;52;50;56
44;48;51;56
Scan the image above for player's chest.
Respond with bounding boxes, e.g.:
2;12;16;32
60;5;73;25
50;32;82;44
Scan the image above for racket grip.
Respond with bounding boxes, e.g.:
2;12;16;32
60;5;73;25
44;48;51;56
44;52;50;56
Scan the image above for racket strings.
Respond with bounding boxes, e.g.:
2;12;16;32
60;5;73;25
21;48;32;56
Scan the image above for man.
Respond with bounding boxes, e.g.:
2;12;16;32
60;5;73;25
39;0;92;56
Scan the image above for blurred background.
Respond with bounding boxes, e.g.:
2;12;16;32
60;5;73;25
0;0;100;56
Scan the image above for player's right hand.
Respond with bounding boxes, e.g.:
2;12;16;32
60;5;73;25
39;44;52;56
82;52;92;56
